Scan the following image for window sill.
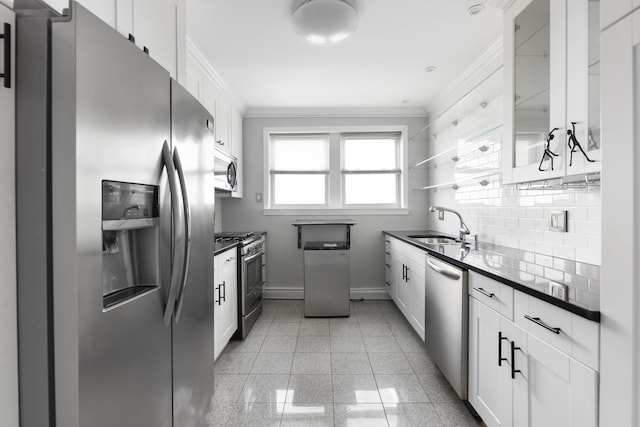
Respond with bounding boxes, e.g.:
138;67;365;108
263;208;409;216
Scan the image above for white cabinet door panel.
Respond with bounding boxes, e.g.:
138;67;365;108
513;329;598;427
468;298;514;427
132;0;177;78
0;5;18;426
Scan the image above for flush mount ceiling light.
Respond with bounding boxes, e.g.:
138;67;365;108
291;0;359;45
467;4;485;15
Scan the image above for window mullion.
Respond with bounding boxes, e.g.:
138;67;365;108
328;132;341;209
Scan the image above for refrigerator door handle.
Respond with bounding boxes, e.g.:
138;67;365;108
162;141;186;327
172;146;192;322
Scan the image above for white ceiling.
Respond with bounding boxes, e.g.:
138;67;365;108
186;0;504;115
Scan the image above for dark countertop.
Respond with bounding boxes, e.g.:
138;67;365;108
384;230;600;322
214;241;238;256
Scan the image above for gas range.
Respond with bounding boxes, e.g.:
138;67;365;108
214;231;266;340
215;231;261;244
215;232;264;256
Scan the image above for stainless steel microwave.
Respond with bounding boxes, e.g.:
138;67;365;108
214;148;238;192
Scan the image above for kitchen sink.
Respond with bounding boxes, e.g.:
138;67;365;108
407;235;461;245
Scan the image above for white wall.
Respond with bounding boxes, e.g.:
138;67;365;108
427;59;601;267
220;115;429;299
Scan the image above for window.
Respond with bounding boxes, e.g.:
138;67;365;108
265;127;407;212
269;134;330;207
341;133;401;207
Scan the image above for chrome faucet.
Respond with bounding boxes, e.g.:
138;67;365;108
429;206;471;242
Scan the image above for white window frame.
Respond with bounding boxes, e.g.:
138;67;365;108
263;126;409;215
340;132;402;209
268;133;330;209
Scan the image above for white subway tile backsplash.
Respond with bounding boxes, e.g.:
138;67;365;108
567;207;589;221
428;68;600;266
553;194;576;207
552;245;576;260
563;233;589;248
543;231;565;245
527;208;545;219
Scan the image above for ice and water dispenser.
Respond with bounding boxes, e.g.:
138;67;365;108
102;180;160;309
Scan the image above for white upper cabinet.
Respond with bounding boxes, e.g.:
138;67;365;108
115;0;184;81
230;108;243;198
503;0;600;184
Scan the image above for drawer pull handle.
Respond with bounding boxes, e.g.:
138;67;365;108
524;315;561;334
474;287;495;298
498;331;509;367
511;341;522;379
1;23;11;88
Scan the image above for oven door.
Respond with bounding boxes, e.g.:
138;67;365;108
242;250;263;314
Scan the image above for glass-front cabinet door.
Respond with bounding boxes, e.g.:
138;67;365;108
566;0;601;175
503;0;600;184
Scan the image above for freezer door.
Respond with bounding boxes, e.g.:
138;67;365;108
51;4;172;427
169;79;216;426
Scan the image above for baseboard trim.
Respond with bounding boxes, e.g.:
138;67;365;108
263;286;390;301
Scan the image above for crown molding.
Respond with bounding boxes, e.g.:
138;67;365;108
243;106;428;119
186;36;245;113
425;33;503;115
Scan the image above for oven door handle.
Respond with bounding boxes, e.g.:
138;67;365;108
243;251;263;264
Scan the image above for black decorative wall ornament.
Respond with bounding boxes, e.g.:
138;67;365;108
567;122;595;166
538;128;559;171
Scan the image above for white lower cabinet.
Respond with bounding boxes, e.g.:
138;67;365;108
468;272;599;427
386;236;425;340
214;247;237;360
512;326;598;427
469;298;514;427
0;4;18;426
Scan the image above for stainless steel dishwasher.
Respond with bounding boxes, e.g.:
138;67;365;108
303;241;350;317
424;253;468;399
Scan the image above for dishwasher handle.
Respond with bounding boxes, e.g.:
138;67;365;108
427;258;461;280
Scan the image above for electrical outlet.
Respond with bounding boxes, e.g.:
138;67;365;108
255;193;262;203
548;281;568;301
438;210;445;220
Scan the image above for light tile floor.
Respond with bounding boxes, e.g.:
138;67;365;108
208;299;484;427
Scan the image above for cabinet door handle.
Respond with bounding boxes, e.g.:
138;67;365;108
511;341;521;379
215;285;221;305
405;265;410;282
385;251;391;255
1;23;11;88
498;331;509;367
402;264;406;281
524;315;561;334
216;140;225;146
385;281;391;287
474;287;495;298
221;280;226;302
385;263;391;268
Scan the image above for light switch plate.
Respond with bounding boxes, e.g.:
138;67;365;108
550;210;568;232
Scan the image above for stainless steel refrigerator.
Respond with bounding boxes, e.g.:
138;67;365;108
16;2;215;426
